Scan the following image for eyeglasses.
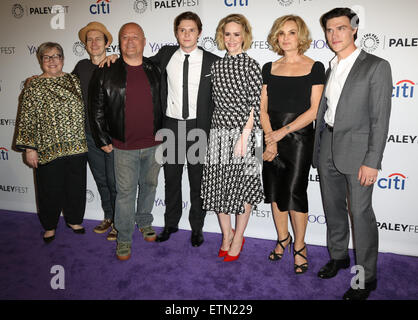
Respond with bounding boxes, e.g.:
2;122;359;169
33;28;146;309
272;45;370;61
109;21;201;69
42;54;63;62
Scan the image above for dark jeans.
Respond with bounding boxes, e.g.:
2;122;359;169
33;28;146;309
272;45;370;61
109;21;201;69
86;132;117;221
35;154;87;230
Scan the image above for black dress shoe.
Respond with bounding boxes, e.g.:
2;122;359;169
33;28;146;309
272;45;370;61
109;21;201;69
43;235;55;243
191;230;204;247
343;279;377;300
156;226;178;242
317;258;350;279
66;223;85;234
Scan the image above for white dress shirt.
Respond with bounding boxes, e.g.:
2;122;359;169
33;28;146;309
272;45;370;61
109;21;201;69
166;47;203;120
324;47;361;127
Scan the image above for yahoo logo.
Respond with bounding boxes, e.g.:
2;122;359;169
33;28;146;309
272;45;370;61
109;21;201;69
377;173;407;190
308;214;326;224
310;39;329;50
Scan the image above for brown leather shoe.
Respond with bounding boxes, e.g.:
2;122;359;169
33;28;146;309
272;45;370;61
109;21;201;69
93;219;112;234
106;225;117;241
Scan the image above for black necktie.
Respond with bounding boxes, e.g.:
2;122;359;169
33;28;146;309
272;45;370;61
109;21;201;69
182;54;190;120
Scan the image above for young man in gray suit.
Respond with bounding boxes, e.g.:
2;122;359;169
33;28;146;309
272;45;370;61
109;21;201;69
312;8;392;300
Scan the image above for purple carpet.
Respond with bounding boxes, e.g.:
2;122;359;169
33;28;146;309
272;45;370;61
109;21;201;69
0;210;417;300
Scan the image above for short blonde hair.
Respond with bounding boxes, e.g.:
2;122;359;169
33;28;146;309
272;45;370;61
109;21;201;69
215;14;253;51
267;15;312;55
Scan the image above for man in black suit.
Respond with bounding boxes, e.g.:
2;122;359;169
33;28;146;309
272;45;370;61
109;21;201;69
151;11;219;247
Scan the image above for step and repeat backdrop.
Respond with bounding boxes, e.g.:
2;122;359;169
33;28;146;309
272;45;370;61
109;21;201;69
1;0;417;256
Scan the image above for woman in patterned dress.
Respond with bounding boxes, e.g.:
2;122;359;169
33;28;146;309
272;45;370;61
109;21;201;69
261;16;325;273
201;14;264;261
15;42;88;243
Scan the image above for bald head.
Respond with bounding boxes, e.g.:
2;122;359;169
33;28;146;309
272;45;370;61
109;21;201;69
119;22;145;41
119;22;146;65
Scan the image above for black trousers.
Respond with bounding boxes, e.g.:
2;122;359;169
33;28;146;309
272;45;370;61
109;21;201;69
35;154;87;230
162;117;206;231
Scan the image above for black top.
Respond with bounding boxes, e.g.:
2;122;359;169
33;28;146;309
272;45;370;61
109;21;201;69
72;59;97;133
262;61;325;114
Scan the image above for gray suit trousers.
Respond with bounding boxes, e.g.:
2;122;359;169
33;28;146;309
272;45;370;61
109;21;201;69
318;128;378;282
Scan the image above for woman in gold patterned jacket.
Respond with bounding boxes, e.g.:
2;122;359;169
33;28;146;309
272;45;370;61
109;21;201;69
15;42;88;243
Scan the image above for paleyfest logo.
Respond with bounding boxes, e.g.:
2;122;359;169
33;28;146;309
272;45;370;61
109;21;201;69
360;33;380;53
12;3;67;29
133;0;148;13
134;0;199;11
200;37;217;52
277;0;294;7
12;3;24;18
73;41;86;57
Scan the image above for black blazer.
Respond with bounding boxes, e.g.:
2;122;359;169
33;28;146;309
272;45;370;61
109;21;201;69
149;45;220;136
89;57;162;148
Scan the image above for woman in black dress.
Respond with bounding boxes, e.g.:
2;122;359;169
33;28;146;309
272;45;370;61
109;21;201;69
261;15;325;273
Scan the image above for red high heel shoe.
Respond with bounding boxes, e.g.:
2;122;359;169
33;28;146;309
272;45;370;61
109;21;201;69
218;229;235;257
223;237;245;262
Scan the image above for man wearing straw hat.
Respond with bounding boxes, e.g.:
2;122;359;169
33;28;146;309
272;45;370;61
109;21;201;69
74;22;118;241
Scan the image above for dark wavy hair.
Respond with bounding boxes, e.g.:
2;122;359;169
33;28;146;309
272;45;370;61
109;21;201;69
173;11;202;36
320;7;359;41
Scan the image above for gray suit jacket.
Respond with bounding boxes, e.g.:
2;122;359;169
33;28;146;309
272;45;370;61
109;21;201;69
312;50;392;174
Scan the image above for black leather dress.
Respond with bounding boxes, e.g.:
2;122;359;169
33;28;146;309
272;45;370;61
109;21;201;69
262;61;325;213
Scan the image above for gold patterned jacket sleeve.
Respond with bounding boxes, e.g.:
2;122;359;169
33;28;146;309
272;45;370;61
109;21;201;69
15;86;37;152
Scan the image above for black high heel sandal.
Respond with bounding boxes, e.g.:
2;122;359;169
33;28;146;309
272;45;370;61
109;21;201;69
43;230;55;243
268;233;292;261
293;244;308;274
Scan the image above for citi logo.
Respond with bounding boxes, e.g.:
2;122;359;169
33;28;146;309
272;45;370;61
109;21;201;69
225;0;248;6
0;147;9;160
377;173;407;190
392;80;414;98
90;0;110;15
